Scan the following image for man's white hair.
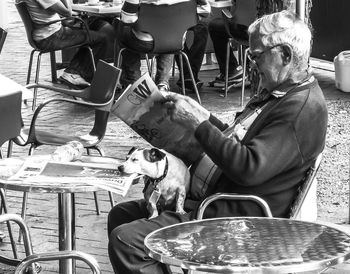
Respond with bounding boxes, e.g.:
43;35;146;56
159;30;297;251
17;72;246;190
248;10;312;69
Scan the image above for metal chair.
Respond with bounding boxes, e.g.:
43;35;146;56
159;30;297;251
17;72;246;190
0;214;101;274
196;153;323;220
15;1;96;110
7;61;120;235
0;27;7;54
115;0;201;104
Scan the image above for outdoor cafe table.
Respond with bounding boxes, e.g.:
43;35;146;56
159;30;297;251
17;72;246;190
144;217;350;273
72;2;122;16
0;155;122;274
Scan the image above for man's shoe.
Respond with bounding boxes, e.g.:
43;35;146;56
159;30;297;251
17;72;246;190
214;66;244;83
157;82;170;92
176;79;203;93
59;72;90;88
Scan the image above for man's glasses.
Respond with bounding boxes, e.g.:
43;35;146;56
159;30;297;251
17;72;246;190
247;44;287;66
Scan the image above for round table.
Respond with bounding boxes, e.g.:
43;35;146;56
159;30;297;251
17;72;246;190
144;217;350;273
0;155;121;274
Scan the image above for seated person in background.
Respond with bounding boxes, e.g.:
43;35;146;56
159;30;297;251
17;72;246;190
208;0;256;85
107;10;328;274
19;0;111;88
174;21;209;93
115;0;211;92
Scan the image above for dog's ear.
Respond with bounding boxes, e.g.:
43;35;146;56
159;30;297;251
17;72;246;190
127;147;138;155
145;148;166;162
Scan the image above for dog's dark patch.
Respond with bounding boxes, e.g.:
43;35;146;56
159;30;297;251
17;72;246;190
144;148;166;162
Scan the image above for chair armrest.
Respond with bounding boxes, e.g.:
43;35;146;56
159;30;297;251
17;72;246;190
14;250;101;274
25;83;91;100
0;214;34;257
196;192;273;220
39;16;92;43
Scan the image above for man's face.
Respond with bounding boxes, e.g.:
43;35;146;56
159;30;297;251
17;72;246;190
249;34;289;91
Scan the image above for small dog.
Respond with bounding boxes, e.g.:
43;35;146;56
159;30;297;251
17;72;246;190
118;147;190;218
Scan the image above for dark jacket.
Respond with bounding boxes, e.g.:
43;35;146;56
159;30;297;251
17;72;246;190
194;79;328;218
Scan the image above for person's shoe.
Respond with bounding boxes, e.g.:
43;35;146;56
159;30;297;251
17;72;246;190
59;72;90;88
214;66;244;83
176;79;203;94
157;82;170;92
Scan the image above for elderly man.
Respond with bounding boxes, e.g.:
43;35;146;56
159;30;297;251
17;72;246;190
107;10;328;274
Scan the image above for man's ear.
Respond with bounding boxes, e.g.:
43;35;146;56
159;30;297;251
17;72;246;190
146;148;166;162
281;44;292;65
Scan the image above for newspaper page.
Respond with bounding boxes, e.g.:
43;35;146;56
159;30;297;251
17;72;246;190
8;156;138;197
112;73;203;165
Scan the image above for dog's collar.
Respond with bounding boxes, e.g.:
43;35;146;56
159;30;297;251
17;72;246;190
144;157;169;192
152;156;169;185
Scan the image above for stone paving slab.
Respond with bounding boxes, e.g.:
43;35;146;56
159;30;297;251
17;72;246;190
1;0;350;273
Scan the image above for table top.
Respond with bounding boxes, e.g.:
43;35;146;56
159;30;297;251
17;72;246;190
0;155;126;194
72;2;122;15
144;217;350;273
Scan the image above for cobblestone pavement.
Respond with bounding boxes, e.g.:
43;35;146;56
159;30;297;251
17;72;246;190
1;0;350;273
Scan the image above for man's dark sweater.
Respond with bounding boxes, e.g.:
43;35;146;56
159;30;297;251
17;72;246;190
194;79;328;218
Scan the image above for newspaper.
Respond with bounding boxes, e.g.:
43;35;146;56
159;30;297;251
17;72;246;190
112;73;203;165
8;156;138;197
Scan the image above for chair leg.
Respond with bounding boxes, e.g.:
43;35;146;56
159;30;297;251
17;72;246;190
224;40;231;98
240;48;249;108
18;191;28;242
32;52;43;111
0;189;19;260
49;51;58;83
7;140;13;158
178;54;186;96
86;46;96;73
26;50;36;85
180;51;201;104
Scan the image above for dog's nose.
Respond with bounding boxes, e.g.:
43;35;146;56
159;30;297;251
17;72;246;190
118;165;124;172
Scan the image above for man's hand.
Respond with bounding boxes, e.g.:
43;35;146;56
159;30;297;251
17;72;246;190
164;92;210;131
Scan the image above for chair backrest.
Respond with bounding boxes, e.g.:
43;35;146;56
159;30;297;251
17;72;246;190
15;1;38;50
88;60;121;141
89;60;121;105
0;27;7;54
137;0;198;53
289;153;323;219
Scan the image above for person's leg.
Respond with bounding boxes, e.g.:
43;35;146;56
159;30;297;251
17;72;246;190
179;21;209;81
154;54;173;90
115;20;153;88
108;199;192;274
208;17;238;76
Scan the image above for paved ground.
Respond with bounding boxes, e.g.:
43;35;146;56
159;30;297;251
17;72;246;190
1;0;350;273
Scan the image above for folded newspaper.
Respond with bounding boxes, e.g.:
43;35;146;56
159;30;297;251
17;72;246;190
8;155;138;197
112;73;203;165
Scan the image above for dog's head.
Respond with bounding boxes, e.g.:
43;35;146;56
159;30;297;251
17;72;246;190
118;147;167;178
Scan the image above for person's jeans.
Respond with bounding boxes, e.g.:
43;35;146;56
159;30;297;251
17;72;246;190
115;21;173;87
35;25;108;82
175;21;208;82
108;199;192;274
208;18;248;75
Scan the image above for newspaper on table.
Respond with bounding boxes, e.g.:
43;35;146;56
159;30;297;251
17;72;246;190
112;73;203;165
8;155;138;197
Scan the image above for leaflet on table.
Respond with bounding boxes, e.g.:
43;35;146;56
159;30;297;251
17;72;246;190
112;73;203;165
8;157;138;197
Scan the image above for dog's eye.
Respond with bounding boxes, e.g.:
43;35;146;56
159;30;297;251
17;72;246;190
131;158;138;162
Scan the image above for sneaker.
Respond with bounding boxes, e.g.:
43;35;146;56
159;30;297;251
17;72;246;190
157;82;170;92
59;72;90;88
214;66;244;83
176;79;203;93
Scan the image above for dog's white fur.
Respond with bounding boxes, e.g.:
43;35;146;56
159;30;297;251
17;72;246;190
118;147;190;218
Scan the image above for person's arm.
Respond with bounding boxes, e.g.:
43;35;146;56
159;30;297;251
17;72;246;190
120;0;140;24
47;0;73;17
